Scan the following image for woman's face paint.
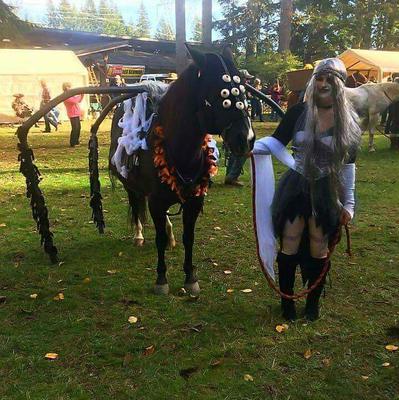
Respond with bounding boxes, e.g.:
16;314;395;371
314;74;333;107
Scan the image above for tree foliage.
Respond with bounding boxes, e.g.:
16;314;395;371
190;16;202;42
155;18;175;41
135;2;151;38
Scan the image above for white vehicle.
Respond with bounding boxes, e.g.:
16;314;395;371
139;74;169;82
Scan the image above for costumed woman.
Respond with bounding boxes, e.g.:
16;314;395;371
252;58;361;321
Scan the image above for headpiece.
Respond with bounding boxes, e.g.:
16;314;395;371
312;58;347;83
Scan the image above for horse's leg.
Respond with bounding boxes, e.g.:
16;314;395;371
368;119;377;152
182;196;204;295
148;195;170;294
166;215;176;249
127;190;146;246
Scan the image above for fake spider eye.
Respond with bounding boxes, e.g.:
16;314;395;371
231;87;240;96
239;85;245;93
236;101;245;110
233;75;241;84
222;99;231;108
220;89;230;98
222;74;231;83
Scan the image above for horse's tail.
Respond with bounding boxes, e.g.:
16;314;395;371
127;190;147;226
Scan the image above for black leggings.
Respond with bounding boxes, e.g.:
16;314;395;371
70;117;81;146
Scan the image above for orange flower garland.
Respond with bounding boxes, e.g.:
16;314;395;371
153;125;218;202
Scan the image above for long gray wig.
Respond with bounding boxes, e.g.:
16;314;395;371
303;58;362;185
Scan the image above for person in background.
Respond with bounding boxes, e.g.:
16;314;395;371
62;82;83;147
270;81;283;121
250;78;264;122
384;77;399;149
40;80;59;132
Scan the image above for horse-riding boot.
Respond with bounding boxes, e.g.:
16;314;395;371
305;257;328;321
277;252;298;321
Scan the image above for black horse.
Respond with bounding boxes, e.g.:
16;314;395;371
109;45;255;295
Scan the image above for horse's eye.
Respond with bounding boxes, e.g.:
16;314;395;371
231;87;240;96
220;89;230;98
236;101;244;110
222;99;231;108
233;76;241;83
222;74;231;83
239;85;245;93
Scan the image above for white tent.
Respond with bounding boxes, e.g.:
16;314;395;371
339;49;399;82
0;49;89;122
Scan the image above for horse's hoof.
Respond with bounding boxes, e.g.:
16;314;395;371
184;281;200;296
134;238;144;247
154;283;169;295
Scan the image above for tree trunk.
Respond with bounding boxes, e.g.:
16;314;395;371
278;0;293;53
202;0;212;45
175;0;187;74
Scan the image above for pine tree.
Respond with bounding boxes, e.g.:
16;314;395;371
58;0;79;30
135;2;151;38
45;0;60;28
80;0;98;33
155;18;175;40
191;15;202;41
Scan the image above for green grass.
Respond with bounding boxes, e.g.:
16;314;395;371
0;120;398;400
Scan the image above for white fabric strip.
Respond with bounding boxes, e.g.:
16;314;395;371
339;163;356;218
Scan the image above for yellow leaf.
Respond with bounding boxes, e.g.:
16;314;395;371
243;374;254;382
143;345;155;356
212;262;218;267
226;289;234;293
385;344;398;352
241;289;252;293
214;226;222;231
107;270;117;275
30;293;38;299
53;293;64;301
282;324;289;330
45;353;59;360
118;252;123;257
322;358;331;367
303;349;312;359
361;375;369;380
0;223;6;227
128;316;138;324
223;270;232;275
275;325;286;333
381;362;390;367
83;277;91;284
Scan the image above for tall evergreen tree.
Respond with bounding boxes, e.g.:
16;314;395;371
135;2;151;38
58;0;79;30
45;0;60;28
191;15;202;41
79;0;98;33
155;18;175;40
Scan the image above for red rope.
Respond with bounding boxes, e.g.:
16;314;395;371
250;153;350;300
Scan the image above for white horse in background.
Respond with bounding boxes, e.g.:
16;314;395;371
346;82;399;151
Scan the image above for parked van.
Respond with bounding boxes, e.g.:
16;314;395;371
139;74;169;82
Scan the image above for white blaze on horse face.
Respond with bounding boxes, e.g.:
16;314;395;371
247;117;255;141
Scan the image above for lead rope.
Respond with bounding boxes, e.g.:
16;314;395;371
250;153;352;300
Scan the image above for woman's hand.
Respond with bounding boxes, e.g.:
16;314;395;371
340;208;352;225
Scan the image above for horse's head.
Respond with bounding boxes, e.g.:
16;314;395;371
186;45;255;156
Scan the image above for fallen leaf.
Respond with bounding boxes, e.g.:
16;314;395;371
45;353;59;360
322;358;331;367
214;226;222;231
53;293;64;301
226;288;234;293
223;270;232;275
118;252;123;257
179;366;199;380
212;262;218;267
303;349;312;359
361;375;369;380
58;261;65;267
0;223;6;227
30;293;38;299
107;270;117;275
83;277;91;284
241;289;252;293
275;324;289;333
210;359;222;368
381;362;390;367
128;316;138;324
244;374;254;382
143;345;155;356
385;344;398;352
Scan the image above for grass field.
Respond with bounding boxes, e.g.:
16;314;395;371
0;119;398;400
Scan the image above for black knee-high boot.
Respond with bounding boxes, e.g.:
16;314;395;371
277;252;298;321
305;257;328;321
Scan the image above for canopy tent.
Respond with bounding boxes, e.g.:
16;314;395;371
339;49;399;82
0;49;89;122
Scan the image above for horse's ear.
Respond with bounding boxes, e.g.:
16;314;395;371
221;45;235;64
185;43;206;70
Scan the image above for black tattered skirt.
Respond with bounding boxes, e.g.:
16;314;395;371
272;169;341;240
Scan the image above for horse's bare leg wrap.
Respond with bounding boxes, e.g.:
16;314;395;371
281;216;305;255
149;195;170;293
166;215;176;249
134;218;144;246
182;196;203;295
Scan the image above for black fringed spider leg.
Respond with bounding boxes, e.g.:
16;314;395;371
18;144;58;264
88;132;105;234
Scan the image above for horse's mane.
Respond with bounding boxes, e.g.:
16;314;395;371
158;64;201;140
